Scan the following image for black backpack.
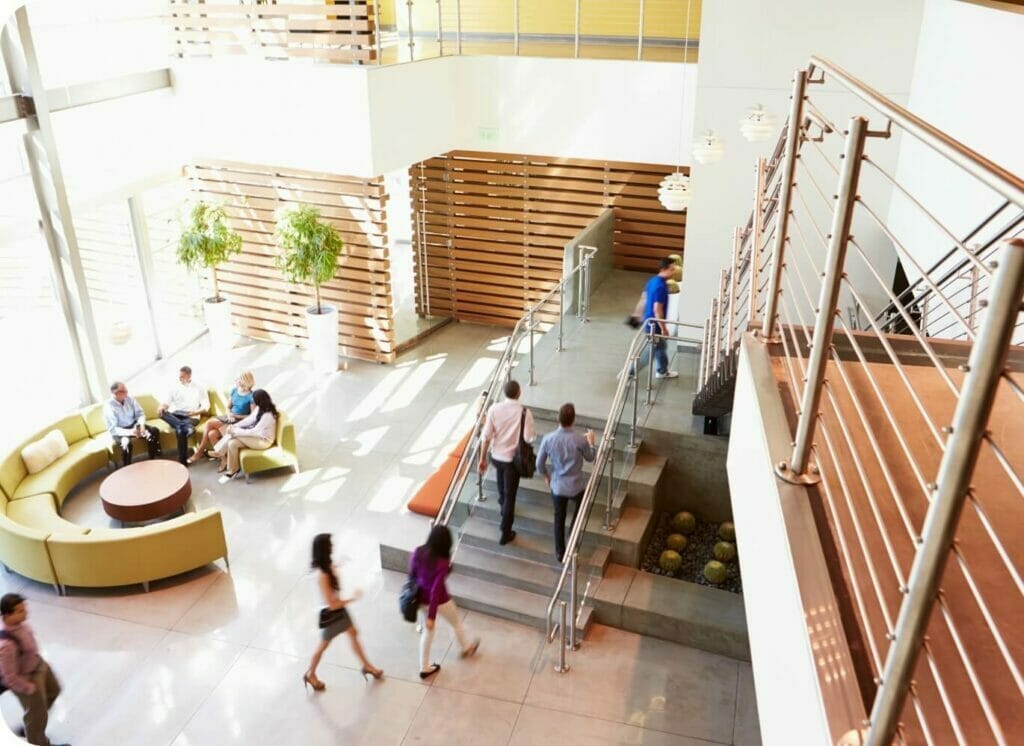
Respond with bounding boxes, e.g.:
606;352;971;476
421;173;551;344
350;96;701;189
0;630;23;695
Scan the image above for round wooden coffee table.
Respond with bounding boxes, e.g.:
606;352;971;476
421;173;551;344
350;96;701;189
100;461;191;525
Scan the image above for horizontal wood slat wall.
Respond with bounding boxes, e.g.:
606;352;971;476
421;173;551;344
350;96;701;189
187;160;394;363
410;150;686;327
170;2;378;64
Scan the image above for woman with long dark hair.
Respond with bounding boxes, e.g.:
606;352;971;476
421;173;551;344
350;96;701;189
410;525;479;679
303;533;382;691
216;388;278;479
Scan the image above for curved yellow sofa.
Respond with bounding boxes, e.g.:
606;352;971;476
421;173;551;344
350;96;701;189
0;393;242;594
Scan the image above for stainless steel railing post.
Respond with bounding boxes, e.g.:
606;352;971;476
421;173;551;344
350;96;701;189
568;552;578;650
557;281;564;352
513;0;519;55
456;0;462;54
637;0;645;61
630;368;640;447
777;115;868;484
603;438;615;530
727;227;741;349
749;157;766;325
583;253;592;321
646;329;656;405
865;237;1024;745
762;69;808;340
405;0;415;61
528;310;535;386
436;0;443;56
573;0;580;58
555;601;569;672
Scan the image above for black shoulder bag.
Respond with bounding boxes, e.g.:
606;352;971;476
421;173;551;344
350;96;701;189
399;549;421;623
512;408;536;478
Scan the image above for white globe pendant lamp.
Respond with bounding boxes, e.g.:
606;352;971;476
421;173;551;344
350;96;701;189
740;104;777;143
658;171;692;212
692;130;725;165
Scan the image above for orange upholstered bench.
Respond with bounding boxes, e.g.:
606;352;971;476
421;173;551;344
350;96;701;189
407;431;473;518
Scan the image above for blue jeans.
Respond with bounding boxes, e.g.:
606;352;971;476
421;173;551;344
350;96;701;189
632;337;669;376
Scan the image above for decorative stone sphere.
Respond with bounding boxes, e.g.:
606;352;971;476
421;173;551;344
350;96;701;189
713;541;737;562
718;521;736;542
704;560;728;584
671;511;697;534
666;533;687;552
659;550;683;573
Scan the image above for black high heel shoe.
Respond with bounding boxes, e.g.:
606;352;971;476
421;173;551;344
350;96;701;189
362;666;384;681
419;664;441;680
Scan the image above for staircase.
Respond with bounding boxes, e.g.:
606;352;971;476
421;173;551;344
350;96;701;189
379;410;664;635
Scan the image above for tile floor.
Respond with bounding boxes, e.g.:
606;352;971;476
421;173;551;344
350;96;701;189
0;297;759;745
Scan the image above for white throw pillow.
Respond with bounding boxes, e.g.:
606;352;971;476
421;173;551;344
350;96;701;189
21;430;70;474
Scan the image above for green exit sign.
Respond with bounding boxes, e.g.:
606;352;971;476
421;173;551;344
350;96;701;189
478;126;499;143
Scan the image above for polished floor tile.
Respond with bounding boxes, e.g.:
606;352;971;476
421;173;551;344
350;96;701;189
401;686;521;746
509;704;715;746
525;624;739;744
433;611;542;704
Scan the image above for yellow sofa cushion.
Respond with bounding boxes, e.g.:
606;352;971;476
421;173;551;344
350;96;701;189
1;414;91;498
0;514;57;586
81;403;107;437
12;437;110;506
45;508;228;588
6;494;87;536
21;430;70;474
239;414;298;477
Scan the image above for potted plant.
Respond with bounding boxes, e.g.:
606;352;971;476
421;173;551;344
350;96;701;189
176;201;243;349
275;204;344;374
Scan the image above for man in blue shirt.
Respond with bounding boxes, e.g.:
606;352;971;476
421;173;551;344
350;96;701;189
535;403;596;562
633;257;679;379
103;381;161;467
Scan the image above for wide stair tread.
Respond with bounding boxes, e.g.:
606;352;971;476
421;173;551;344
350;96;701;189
446;572;592;635
459;514;611;569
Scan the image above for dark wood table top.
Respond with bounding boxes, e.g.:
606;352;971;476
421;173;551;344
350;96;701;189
99;460;191;524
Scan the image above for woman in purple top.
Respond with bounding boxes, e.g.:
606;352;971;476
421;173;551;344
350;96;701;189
410;525;480;679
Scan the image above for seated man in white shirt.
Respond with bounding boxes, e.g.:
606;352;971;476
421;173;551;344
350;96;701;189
158;365;210;465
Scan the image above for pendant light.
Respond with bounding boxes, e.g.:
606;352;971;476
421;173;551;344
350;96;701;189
740;104;777;142
692;130;725;165
658;0;693;212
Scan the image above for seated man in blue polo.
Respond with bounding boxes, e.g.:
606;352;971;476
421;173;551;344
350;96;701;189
157;365;210;464
630;257;678;379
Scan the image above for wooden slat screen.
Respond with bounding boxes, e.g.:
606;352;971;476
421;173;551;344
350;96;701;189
410;150;686;326
170;2;378;64
188;159;394;363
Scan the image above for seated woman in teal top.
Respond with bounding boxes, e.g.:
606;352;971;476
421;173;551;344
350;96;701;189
187;371;256;465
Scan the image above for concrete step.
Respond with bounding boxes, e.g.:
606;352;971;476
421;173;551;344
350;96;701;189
458;514;611;569
446;572;592;637
452;543;608;597
472;483;629;537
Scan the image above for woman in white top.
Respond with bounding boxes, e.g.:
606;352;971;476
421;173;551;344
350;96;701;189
217;388;277;479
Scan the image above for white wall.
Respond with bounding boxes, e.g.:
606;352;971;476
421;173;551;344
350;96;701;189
679;0;925;326
887;0;1024;274
173;59;375;177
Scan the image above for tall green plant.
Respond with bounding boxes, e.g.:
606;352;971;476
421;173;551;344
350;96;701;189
274;205;344;314
176;201;243;302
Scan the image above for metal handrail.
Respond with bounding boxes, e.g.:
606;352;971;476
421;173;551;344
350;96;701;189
434;245;597;529
544;319;702;648
696;57;1024;744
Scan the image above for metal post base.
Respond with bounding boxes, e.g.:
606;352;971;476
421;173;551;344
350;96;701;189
774;461;822;485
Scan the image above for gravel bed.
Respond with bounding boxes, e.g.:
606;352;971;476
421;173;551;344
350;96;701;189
641;511;743;594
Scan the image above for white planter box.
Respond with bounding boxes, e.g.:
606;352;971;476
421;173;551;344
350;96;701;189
204;297;235;349
306;304;339;374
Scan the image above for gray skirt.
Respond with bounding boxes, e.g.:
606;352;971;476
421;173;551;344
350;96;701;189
321;607;352;641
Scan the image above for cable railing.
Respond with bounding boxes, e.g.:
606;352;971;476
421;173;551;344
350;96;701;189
543;319;702;672
433;244;597;529
696;57;1024;745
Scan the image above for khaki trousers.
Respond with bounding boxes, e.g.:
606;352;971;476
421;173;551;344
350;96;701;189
226;435;272;473
13;658;60;746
